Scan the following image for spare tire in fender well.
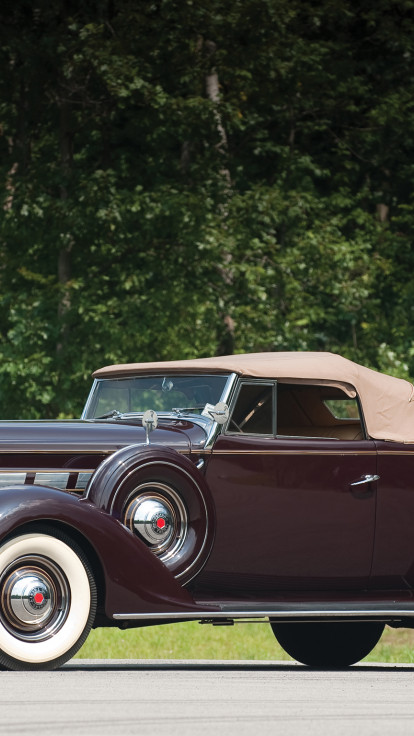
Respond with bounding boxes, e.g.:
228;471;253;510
85;445;215;584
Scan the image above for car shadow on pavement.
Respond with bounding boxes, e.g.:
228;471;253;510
63;659;414;673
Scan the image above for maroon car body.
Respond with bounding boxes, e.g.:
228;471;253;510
1;351;414;669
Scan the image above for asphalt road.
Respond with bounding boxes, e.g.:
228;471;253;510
0;660;414;736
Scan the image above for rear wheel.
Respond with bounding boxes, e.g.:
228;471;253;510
270;621;384;667
0;529;96;670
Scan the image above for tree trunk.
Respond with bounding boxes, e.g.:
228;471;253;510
204;39;231;189
203;39;235;354
56;98;73;356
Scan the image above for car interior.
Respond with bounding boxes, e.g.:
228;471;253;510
229;382;364;440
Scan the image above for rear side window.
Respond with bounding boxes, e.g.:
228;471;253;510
277;384;364;440
323;399;360;419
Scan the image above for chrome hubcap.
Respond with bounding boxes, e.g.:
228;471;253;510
7;571;53;626
0;556;70;641
129;497;174;549
124;482;188;561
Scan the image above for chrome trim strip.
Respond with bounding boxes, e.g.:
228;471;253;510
0;449;113;455
34;472;70;490
0;448;189;456
3;447;407;456
378;450;414;455
0;468;96;474
210;449;377;456
113;605;414;621
0;472;26;488
75;472;94;490
0;469;95;491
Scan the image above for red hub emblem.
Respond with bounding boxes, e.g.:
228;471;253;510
30;586;47;609
151;511;170;536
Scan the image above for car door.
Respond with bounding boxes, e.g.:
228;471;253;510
370;439;414;591
199;379;378;596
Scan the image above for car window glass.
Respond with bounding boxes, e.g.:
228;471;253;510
89;375;229;416
323;399;360;419
229;383;273;434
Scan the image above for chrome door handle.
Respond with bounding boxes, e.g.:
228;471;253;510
350;474;380;487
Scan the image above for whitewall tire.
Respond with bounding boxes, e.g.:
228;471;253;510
0;529;96;670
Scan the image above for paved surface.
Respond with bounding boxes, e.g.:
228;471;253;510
0;660;414;735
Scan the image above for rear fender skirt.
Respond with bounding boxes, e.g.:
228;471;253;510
86;445;216;583
0;486;209;618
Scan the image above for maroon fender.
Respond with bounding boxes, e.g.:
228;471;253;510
85;444;216;583
0;485;215;618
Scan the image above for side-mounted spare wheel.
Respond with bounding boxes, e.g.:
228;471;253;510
119;465;213;581
87;446;215;584
0;527;96;671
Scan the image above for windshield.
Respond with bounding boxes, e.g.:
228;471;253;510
84;374;231;419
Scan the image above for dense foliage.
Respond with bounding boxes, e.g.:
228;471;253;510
0;0;414;417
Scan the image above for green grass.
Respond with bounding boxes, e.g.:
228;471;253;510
75;622;414;663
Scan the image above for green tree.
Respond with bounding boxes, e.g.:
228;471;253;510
0;0;413;418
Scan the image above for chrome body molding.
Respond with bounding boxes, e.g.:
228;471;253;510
209;449;377;456
0;473;26;487
75;472;94;490
377;450;414;455
0;449;113;455
113;602;414;622
0;470;94;492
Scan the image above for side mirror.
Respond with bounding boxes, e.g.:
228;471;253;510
142;409;158;444
208;402;229;425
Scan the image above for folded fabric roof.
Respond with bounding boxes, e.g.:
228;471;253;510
93;352;414;443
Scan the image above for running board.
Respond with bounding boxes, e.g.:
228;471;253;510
113;601;414;622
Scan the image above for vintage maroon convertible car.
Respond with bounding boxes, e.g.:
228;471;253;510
0;351;414;670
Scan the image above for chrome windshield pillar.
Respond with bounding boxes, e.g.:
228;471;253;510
204;373;238;450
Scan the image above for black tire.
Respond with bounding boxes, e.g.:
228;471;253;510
0;527;97;670
270;621;385;667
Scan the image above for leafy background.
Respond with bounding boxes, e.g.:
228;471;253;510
1;0;414;418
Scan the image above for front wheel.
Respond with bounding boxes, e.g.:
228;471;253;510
270;621;385;667
0;529;97;670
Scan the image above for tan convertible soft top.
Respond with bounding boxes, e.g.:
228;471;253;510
93;352;414;443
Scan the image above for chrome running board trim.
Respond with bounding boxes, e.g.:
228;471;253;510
113;602;414;621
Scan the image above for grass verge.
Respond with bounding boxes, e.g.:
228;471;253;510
75;622;414;663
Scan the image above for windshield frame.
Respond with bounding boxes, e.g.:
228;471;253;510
81;373;236;422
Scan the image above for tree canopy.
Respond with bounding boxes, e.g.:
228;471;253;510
0;0;414;417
